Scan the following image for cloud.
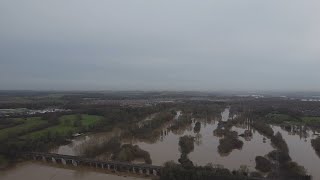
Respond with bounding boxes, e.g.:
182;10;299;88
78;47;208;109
0;0;319;91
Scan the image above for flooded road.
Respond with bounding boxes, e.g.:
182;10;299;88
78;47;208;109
0;162;146;180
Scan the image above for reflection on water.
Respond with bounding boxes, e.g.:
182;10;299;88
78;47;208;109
0;162;145;180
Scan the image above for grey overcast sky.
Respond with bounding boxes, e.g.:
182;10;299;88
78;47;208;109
0;0;319;91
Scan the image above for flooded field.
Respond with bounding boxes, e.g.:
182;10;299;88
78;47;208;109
25;108;320;179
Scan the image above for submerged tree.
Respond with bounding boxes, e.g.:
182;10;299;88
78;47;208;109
193;121;201;133
255;156;272;172
179;135;195;154
311;137;320;157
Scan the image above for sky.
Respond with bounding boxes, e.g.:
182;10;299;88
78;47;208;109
0;0;319;91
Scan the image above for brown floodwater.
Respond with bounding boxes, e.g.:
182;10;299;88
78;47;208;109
0;162;146;180
271;125;320;180
133;118;274;170
12;108;320;179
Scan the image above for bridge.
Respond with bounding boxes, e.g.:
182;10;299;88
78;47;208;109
22;152;162;176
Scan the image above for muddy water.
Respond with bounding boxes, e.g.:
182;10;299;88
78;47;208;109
134;119;273;170
0;162;145;180
44;108;320;178
272;126;320;180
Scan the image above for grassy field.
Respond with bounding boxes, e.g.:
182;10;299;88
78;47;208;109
301;117;320;125
20;114;103;141
60;114;102;127
266;113;320;126
0;118;24;130
266;113;301;124
0;117;48;142
0;114;103;143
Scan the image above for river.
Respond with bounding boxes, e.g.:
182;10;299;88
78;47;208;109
0;162;145;180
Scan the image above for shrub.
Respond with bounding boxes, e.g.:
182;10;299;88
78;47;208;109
311;137;320;157
271;132;289;153
267;150;291;164
113;144;152;164
179;135;195;154
218;133;243;155
252;121;274;138
255;156;272;172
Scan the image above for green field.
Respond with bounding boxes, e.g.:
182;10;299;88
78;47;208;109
0;114;103;143
60;114;102;127
266;113;320;126
266;113;301;124
302;117;320;125
20;114;103;141
0;117;48;142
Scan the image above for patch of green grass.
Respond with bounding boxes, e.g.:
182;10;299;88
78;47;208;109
265;113;301;124
80;114;103;127
59;114;103;128
0;117;48;142
20;114;103;141
302;117;320;126
22;125;76;140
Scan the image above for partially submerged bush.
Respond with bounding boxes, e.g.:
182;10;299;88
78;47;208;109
252;121;274;138
193;122;201;133
311;137;320;157
218;133;243;155
271;132;289;153
255;156;272;172
179;135;195;154
282;161;307;177
169;114;192;131
267;150;291;164
213;128;226;137
113;144;152;164
161;161;236;180
178;153;193;168
250;171;263;178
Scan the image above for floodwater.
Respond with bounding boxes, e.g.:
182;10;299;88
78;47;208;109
133;117;273;170
6;108;320;179
51;109;274;170
272;125;320;180
0;162;145;180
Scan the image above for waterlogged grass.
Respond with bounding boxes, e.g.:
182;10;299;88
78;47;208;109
20;114;103;140
0;117;48;142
